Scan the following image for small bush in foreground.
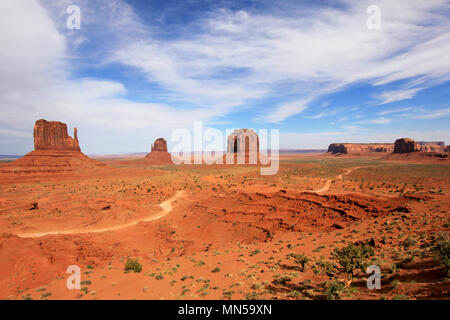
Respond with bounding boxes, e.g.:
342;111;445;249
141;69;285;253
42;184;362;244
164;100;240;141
289;253;310;272
124;258;142;273
433;238;450;278
332;243;374;287
324;281;345;300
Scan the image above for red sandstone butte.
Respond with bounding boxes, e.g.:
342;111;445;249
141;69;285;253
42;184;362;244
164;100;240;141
144;138;174;164
34;119;80;151
151;138;168;152
223;129;264;164
394;138;419;153
1;119;103;175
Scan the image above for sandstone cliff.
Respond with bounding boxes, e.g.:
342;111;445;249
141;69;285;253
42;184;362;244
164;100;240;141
393;138;419;153
34;119;80;151
417;143;446;153
151;138;168;152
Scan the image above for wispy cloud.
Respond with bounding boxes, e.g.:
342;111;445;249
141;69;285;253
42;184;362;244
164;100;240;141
257;98;311;123
106;1;450;122
377;107;415;115
0;0;449;153
375;88;424;105
413;107;450;119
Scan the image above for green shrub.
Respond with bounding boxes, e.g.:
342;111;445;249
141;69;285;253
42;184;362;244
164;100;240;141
124;258;142;273
332;243;374;286
324;281;345;300
402;236;417;248
313;260;338;277
433;239;450;278
272;274;293;285
289;253;310;272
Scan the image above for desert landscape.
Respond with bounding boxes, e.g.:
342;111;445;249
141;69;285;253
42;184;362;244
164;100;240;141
0;120;448;300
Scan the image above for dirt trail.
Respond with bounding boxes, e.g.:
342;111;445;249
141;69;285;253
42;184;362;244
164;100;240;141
16;190;185;238
315;167;359;194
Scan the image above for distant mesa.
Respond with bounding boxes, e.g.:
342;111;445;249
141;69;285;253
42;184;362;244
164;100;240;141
144;138;174;164
328;139;448;156
328;143;394;155
385;137;448;161
417;141;447;153
1;119;104;175
393;138;448;154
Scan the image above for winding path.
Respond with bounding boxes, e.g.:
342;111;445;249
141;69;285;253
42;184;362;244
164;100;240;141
314;167;359;194
16;190;185;238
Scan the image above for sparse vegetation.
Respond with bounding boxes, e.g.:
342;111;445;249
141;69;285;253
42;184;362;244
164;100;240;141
289;253;310;271
433;235;450;278
332;243;374;287
124;258;142;273
324;281;345;300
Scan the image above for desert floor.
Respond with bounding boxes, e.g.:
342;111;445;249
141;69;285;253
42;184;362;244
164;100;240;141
0;154;449;300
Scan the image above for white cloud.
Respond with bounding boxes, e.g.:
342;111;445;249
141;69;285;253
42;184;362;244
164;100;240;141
375;88;424;105
258;98;311;123
106;0;450;122
0;0;231;154
413;107;450;119
377;107;415;115
1;0;449;153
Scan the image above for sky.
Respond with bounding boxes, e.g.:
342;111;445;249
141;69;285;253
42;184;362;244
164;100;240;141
0;0;449;155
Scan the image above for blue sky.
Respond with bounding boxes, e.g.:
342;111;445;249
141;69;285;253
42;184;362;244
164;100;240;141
0;0;449;154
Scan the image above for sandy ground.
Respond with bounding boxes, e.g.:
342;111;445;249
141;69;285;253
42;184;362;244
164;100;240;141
0;154;448;300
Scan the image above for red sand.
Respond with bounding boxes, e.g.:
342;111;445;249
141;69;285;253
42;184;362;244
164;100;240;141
0;154;448;300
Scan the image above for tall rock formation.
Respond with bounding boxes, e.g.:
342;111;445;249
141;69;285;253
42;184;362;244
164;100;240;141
33;119;80;151
144;138;174;164
225;129;261;164
393;138;419;153
2;119;103;175
151;138;168;152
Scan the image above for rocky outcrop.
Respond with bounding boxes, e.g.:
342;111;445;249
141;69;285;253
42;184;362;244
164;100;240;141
151;138;167;152
34;119;80;151
328;143;394;154
393;138;419;153
144;138;174;164
446;146;450;153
